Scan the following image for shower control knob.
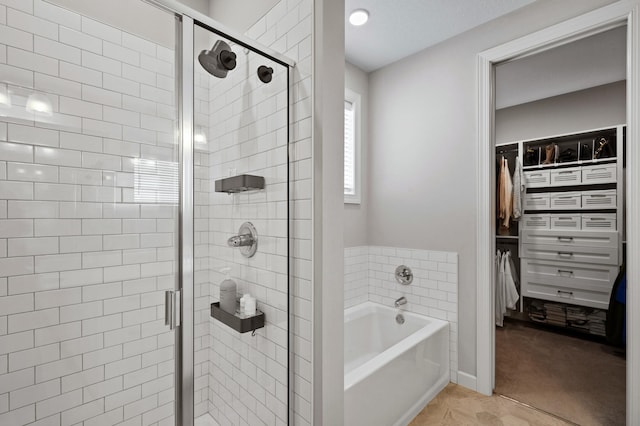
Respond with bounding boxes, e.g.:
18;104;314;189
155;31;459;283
258;65;274;83
220;50;237;70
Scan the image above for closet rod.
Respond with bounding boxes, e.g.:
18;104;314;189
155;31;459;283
496;147;519;154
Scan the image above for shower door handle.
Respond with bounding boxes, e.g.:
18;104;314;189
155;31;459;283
165;290;181;330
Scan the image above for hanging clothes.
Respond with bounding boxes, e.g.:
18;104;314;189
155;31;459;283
495;250;505;327
497;158;514;229
495;250;520;327
505;252;519;309
512;157;524;220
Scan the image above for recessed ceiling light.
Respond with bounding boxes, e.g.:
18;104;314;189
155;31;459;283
349;9;369;26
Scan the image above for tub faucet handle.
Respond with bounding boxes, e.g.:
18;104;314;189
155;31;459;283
395;265;413;285
394;296;407;308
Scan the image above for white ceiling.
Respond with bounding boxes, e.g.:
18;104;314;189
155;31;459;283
345;0;536;72
495;26;627;109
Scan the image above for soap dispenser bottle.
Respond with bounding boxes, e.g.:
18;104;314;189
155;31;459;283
219;267;237;314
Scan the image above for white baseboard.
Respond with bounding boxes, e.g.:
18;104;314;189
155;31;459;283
457;371;477;391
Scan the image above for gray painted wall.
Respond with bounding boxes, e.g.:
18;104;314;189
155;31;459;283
344;62;369;247
496;81;626;144
366;0;617;377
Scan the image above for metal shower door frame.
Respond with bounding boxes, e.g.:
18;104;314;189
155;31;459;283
177;14;195;426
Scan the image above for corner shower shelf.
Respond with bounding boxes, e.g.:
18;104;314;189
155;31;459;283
210;302;265;333
215;174;265;193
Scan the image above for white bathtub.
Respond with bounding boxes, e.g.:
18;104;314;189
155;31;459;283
344;302;450;426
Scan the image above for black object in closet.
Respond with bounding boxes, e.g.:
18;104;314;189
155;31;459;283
496;145;518;173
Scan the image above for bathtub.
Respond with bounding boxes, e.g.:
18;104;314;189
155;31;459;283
344;302;450;426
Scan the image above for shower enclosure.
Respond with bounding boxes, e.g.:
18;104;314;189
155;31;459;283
0;1;293;425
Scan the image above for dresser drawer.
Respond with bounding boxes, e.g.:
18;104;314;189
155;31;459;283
550;168;581;186
521;243;618;265
582;214;616;231
524;193;550;210
582;190;617;209
521;229;618;248
522;259;617;309
550;214;581;230
550;192;581;209
522;214;550;230
522;280;610;309
524;170;550;188
581;164;616;184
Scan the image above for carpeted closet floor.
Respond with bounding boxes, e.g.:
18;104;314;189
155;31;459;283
495;320;626;426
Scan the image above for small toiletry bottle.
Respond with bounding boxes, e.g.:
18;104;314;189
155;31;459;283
219;268;236;314
245;296;256;316
240;294;250;316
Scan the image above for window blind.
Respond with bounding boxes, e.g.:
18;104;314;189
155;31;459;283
344;100;355;195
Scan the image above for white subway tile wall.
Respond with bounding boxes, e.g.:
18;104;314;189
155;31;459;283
197;21;290;422
0;2;179;426
245;1;313;424
344;246;459;382
344;246;368;308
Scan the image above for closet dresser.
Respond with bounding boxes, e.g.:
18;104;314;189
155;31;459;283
519;125;624;311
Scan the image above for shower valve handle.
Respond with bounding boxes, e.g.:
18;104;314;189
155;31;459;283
227;233;254;247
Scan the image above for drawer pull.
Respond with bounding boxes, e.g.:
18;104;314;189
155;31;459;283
589;194;607;198
588;217;606;221
590;168;607;172
558;171;575;174
557;269;574;275
557;290;574;296
557;252;574;257
530;173;542;177
557;236;574;241
557;196;575;199
557;217;573;220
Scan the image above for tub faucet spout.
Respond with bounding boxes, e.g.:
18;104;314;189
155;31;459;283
394;296;407;308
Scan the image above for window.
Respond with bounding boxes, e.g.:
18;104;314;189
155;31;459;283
344;89;361;203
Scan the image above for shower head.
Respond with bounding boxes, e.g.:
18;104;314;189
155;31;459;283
198;40;236;78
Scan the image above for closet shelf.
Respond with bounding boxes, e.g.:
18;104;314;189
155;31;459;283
522;157;617;171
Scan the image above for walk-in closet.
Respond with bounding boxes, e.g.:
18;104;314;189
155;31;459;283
493;26;627;425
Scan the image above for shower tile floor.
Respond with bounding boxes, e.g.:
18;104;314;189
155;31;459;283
195;414;220;426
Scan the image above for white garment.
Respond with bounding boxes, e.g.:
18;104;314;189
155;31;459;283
512;158;524;220
495;250;505;327
495;250;520;327
504;252;519;310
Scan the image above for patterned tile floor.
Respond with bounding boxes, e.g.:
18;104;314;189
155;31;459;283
410;384;574;425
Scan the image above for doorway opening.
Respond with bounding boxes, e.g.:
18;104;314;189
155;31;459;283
476;2;640;425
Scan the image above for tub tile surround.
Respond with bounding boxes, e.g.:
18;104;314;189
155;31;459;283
345;246;459;382
0;1;179;425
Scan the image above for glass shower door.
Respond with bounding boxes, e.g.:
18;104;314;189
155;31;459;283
190;22;290;426
0;2;181;425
